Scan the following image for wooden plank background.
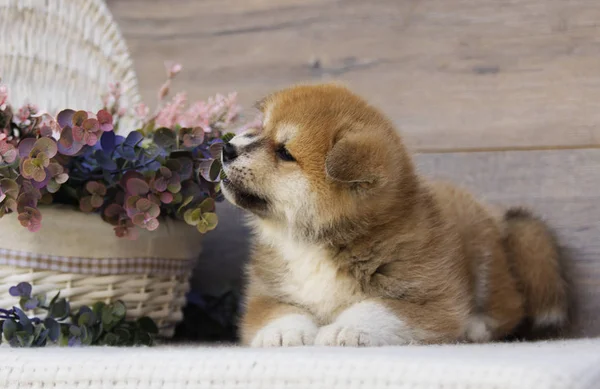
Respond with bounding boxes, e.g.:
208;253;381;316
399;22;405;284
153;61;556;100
107;0;600;336
108;0;600;151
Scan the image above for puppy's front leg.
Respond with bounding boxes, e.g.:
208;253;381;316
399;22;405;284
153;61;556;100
315;299;463;346
241;294;318;347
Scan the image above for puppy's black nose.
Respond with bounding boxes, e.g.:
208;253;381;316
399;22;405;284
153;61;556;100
222;142;238;162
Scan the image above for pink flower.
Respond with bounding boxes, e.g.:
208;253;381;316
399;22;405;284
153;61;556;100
125;196;160;231
179;101;211;131
70;110;112;146
73;118;100;146
14;104;38;126
223;92;242;125
18;207;42;232
155;93;186;128
134;103;149;120
158;80;171;101
97;110;114;132
176;93;240;132
165;61;182;78
0;139;17;164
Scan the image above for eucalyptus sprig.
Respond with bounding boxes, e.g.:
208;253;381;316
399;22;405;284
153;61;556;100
0;282;159;347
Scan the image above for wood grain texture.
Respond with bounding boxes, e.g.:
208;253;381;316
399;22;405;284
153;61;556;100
107;0;600;150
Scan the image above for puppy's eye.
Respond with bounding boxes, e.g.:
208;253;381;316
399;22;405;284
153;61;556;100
276;146;295;162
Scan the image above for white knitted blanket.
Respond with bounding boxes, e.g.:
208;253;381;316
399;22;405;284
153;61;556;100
1;339;599;389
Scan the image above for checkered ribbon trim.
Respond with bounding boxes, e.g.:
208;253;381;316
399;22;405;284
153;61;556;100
0;248;194;277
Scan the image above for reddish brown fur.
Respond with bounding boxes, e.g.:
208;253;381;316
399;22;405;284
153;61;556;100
223;84;570;346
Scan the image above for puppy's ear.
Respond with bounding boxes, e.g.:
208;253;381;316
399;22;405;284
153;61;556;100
325;132;386;184
254;95;272;112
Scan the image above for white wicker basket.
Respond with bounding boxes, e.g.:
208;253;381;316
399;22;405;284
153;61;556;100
0;206;203;337
0;1;199;337
0;0;140;131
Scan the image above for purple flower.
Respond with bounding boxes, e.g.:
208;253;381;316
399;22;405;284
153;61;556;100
8;282;32;298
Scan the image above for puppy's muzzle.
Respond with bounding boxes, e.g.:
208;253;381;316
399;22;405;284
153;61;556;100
222;142;238;163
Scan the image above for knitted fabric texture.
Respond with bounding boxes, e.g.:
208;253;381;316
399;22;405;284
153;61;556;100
1;339;599;389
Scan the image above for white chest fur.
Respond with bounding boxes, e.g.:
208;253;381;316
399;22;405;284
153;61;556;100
266;233;363;324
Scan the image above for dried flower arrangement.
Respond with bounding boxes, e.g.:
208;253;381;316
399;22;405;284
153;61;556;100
0;62;255;239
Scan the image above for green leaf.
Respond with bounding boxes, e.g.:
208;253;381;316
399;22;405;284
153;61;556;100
44;318;60;343
167;181;181;194
126;178;150;196
153;127;177;150
202;212;218;231
142;143;161;159
103;332;118;346
198;198;215;213
16;331;34;347
82;326;94;346
80;325;89;342
78;312;93;327
198;159;222;182
196;222;208;234
183;208;202;226
114;326;131;344
3;319;17;339
101;307;114;330
48;291;60;310
69;325;81;337
137;317;159;335
92;301;106;317
221;132;235;143
137;331;153;347
35;294;47;307
172;192;183;204
112;301;126;319
13;307;32;333
32;137;58;158
88;326;100;344
177;195;194;213
34;328;49;347
49;299;69;320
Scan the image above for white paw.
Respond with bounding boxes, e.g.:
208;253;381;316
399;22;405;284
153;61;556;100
315;323;379;346
315;323;409;346
250;314;318;347
314;301;417;347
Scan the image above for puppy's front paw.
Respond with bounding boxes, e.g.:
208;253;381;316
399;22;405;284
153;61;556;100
315;323;377;346
314;301;417;347
314;323;403;346
250;314;318;347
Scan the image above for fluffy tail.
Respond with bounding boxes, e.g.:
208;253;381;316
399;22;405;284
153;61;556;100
503;208;570;338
